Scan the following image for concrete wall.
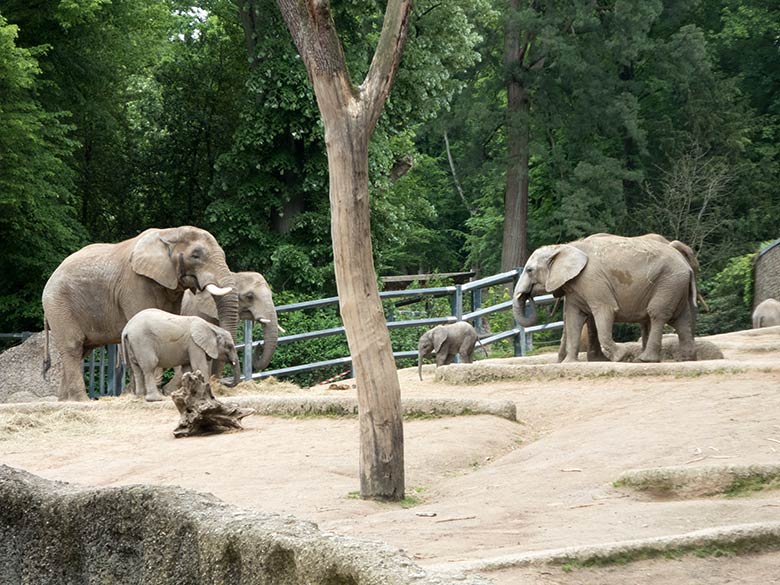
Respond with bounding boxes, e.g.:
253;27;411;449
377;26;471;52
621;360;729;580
0;466;487;585
754;240;780;308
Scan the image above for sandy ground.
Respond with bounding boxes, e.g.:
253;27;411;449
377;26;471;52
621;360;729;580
1;327;780;583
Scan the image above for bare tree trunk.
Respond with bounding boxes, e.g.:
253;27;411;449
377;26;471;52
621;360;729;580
501;0;530;272
276;0;411;500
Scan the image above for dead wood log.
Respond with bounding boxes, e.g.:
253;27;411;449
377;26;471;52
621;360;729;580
171;371;254;438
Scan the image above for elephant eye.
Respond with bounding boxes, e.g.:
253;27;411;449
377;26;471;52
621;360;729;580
244;292;255;301
190;247;206;260
526;267;534;274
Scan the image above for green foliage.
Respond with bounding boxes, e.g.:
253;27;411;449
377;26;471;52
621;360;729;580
697;250;756;335
0;13;85;330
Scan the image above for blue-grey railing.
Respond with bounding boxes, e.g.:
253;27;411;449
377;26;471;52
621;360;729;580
76;268;563;393
240;268;563;381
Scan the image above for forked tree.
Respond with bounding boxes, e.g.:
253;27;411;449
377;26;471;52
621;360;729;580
275;0;411;500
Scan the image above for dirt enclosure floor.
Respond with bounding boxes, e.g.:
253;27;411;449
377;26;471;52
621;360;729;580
2;327;780;583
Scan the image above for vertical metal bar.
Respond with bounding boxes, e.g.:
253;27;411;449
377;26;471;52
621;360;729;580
99;346;106;396
88;350;96;399
471;287;482;335
243;320;253;382
513;268;524;357
453;284;463;363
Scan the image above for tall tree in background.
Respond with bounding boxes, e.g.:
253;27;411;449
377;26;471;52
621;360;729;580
275;0;412;500
501;0;531;270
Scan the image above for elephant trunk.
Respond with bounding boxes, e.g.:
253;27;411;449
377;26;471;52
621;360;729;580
228;359;240;387
213;271;239;345
252;312;279;372
513;292;538;327
418;350;424;381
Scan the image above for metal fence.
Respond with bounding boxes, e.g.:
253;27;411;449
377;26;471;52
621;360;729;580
240;268;563;381
14;268;562;395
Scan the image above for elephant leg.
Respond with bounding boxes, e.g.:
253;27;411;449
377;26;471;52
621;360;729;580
459;339;476;364
190;353;211;381
592;310;624;362
443;354;456;365
585;315;608;362
127;361;146;399
143;367;164;402
58;341;88;401
636;318;664;362
162;366;183;395
639;322;649;350
557;330;567;363
671;304;697;362
562;306;587;362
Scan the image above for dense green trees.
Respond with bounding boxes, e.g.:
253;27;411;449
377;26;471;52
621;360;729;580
0;0;776;337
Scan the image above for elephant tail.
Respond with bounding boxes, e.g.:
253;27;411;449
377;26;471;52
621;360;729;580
42;318;51;380
476;337;489;359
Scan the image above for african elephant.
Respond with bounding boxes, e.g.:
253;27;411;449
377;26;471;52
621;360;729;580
514;234;697;363
121;309;240;402
42;226;238;401
418;321;481;380
753;298;780;328
557;233;701;361
163;271;279;393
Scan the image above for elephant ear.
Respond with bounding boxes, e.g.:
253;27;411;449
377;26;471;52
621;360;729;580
433;327;448;354
546;245;588;292
131;228;179;290
191;320;219;359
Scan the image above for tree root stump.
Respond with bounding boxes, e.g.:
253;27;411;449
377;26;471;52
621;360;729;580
171;371;255;438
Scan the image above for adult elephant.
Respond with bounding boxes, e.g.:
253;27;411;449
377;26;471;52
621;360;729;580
163;271;279;392
560;233;702;361
42;226;238;401
514;234;696;363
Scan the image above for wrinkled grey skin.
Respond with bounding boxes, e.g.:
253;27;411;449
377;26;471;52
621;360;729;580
418;321;479;380
121;309;239;402
514;234;697;363
163;271;278;393
556;233;701;362
42;226;238;401
753;298;780;328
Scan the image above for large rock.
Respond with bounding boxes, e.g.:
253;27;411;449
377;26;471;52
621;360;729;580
0;466;488;585
0;333;59;403
617;336;724;362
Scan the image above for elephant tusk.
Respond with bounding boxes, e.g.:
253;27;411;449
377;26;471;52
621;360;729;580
259;318;286;333
205;283;233;296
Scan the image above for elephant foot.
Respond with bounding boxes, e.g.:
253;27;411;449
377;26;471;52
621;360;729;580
603;344;628;363
145;392;164;402
586;350;609;362
636;351;661;363
561;355;579;363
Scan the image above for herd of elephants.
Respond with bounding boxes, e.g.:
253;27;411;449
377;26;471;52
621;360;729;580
39;226;780;402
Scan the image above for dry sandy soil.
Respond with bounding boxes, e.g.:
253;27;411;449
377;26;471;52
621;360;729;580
1;327;780;583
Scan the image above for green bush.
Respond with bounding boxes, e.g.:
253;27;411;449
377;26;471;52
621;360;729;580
697;251;756;336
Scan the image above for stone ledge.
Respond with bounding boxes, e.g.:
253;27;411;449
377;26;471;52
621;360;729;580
0;396;517;422
431;521;780;574
615;464;780;499
0;465;489;585
434;359;778;385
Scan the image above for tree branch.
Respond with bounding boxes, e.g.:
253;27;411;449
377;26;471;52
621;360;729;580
361;0;413;130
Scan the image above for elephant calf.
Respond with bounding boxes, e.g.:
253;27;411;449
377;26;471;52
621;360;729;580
753;298;780;328
121;309;239;402
418;321;482;380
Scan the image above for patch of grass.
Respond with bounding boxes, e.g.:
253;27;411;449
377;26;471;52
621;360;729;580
613;476;677;497
552;534;780;571
725;475;780;498
399;486;427;508
346;491;361;500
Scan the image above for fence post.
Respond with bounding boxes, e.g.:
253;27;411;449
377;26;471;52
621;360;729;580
87;349;97;399
243;320;253;382
107;344;123;396
512;268;524;357
471;286;482;335
99;346;106;396
452;284;463;363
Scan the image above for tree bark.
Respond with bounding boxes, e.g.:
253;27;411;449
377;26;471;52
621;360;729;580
501;0;530;272
276;0;411;500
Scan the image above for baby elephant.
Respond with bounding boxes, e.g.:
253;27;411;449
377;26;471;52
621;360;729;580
121;309;239;402
418;321;481;380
